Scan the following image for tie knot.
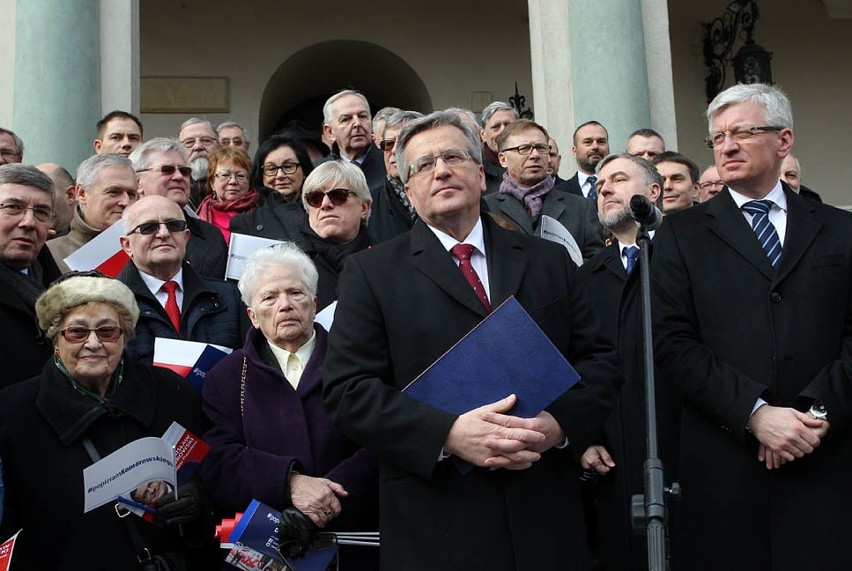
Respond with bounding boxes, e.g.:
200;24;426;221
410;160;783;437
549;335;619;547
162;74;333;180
452;243;475;261
742;200;773;216
162;280;178;294
623;246;640;261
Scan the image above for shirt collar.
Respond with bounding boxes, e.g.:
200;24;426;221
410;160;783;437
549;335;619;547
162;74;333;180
139;267;184;296
728;179;787;212
266;329;317;370
426;218;486;256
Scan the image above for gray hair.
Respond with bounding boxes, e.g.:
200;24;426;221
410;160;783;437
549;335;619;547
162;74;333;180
178;117;215;137
706;83;793;131
372;107;401;135
0;163;54;198
216;121;250;145
384;110;425;135
301;161;372;217
446;107;481;128
238;242;319;306
129;137;188;171
0;127;24;156
396;110;483;184
77;154;134;190
596;152;664;189
322;90;372;126
480;102;518;127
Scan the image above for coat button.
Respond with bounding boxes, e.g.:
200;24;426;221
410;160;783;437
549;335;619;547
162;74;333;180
770;292;782;303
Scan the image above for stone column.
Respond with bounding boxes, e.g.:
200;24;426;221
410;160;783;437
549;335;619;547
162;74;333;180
529;0;677;174
101;0;140;116
13;0;101;173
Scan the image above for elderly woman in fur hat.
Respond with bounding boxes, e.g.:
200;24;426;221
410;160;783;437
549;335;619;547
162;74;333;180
0;271;217;570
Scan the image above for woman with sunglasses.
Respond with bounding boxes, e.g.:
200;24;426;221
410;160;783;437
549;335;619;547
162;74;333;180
0;272;216;569
196;147;259;243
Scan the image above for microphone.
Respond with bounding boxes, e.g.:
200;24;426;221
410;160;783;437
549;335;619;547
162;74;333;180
630;194;663;231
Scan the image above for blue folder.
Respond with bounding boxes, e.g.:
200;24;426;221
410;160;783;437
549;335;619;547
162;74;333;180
403;296;581;472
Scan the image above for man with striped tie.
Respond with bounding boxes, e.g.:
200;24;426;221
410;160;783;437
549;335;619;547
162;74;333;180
652;83;852;570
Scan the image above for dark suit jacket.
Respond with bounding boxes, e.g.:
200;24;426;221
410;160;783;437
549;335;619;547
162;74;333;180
185;215;228;279
556;172;583;196
323;216;622;570
316;143;387;191
483;159;505;195
368;178;415;245
484;189;604;260
118;262;246;364
652;184;852;570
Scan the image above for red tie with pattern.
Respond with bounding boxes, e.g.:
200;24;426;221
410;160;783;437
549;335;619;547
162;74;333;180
162;280;181;333
451;243;491;312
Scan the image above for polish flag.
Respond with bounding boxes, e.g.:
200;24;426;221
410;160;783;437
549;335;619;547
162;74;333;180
0;530;21;571
63;221;129;277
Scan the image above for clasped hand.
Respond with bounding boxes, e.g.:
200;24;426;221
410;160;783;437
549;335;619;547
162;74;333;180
747;405;829;470
444;394;565;471
290;473;348;527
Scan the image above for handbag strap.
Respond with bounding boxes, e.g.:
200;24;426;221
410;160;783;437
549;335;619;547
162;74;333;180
82;436;156;565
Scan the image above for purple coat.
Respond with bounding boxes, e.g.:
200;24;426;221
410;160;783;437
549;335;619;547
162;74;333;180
200;325;378;534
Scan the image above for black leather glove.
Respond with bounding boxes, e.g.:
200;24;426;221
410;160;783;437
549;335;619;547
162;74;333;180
154;481;204;526
277;507;318;560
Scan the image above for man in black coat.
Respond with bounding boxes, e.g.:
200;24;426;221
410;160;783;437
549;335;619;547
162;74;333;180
317;90;387;190
557;120;610;200
479;101;518;195
368;110;422;245
323;111;622;570
0;164;62;388
118;196;244;364
577;153;678;570
652;83;852;569
131;137;228;279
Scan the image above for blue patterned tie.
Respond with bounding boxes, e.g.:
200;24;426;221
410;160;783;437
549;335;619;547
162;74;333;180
741;200;782;266
587;175;598;201
623;246;640;274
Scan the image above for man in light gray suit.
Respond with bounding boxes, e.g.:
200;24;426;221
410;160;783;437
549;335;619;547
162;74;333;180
484;119;603;261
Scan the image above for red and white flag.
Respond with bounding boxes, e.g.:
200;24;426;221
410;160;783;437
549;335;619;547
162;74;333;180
64;221;129;277
0;530;21;571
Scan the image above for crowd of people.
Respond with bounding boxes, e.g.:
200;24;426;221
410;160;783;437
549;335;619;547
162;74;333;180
0;81;848;571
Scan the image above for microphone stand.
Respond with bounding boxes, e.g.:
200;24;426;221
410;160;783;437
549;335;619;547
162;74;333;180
630;223;680;571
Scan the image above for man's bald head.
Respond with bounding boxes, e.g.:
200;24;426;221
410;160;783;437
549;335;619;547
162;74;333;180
36;163;77;231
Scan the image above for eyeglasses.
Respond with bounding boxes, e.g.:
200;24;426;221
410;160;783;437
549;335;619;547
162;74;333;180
704;126;783;149
0;149;21;160
128;219;189;235
214;171;249;182
137;165;192;177
303;188;356;208
180;136;218;149
60;325;123;343
408;149;472;177
262;162;300;176
500;143;552;156
699;180;725;190
379;139;397;152
0;200;54;224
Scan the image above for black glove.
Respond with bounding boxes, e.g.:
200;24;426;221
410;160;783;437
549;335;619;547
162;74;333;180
277;507;318;560
155;481;204;526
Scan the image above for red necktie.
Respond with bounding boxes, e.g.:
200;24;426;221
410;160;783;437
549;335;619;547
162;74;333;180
451;244;491;312
162;280;181;333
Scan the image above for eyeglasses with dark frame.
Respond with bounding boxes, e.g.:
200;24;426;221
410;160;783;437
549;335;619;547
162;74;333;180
128;219;189;236
500;143;552;156
0;200;54;224
262;162;301;176
0;149;21;160
699;180;725;190
60;325;123;343
303;188;357;208
137;165;192;177
408;149;473;178
704;126;783;150
379;139;397;152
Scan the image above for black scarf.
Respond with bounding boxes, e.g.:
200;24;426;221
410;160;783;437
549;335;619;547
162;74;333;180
0;258;46;310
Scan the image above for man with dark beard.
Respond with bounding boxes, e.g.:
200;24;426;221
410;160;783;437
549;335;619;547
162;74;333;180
577;153;675;570
178;118;221;208
558;121;610;202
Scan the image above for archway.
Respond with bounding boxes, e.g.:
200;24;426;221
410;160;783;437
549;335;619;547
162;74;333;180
259;40;433;144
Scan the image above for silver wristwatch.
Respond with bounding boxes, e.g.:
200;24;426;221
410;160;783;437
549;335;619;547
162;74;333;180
809;402;828;421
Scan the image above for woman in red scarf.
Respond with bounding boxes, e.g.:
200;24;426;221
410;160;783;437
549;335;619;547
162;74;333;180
196;147;259;243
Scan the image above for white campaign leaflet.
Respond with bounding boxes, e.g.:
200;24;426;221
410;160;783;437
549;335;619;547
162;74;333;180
226;234;282;280
539;215;584;267
82;437;176;513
